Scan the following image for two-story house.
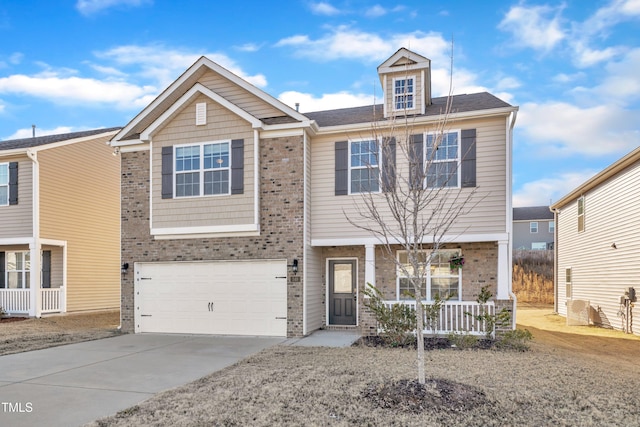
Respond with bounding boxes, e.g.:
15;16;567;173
551;147;640;333
111;48;518;337
0;128;121;316
513;206;555;250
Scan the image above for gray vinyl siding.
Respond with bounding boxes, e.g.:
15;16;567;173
151;95;255;230
0;158;33;238
304;132;324;333
513;220;554;250
310;117;508;241
556;160;640;331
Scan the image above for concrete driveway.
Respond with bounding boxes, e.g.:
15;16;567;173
0;333;282;427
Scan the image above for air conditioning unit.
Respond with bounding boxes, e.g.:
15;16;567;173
566;299;590;326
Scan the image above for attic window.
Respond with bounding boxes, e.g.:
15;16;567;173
393;76;415;110
196;102;207;126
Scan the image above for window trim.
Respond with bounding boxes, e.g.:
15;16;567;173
348;138;381;195
530;221;539;233
3;251;30;289
173;140;231;199
425;129;462;188
396;249;461;302
549;221;555;233
565;267;572;299
392;76;416;111
577;196;585;232
0;163;7;206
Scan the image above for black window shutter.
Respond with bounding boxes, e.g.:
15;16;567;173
9;162;18;205
409;134;424;189
161;146;173;199
231;139;244;195
381;137;396;192
335;141;348;195
42;250;51;289
461;129;477;188
0;252;4;288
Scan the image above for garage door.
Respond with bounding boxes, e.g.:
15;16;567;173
135;260;287;336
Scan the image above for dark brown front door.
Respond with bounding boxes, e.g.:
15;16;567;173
329;260;356;325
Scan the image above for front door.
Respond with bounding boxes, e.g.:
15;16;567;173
329;260;356;325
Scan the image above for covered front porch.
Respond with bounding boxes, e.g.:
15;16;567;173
0;239;66;317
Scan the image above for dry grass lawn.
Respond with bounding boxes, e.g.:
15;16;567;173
0;310;120;356
86;305;640;427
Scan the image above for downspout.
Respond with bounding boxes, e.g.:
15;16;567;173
550;206;559;314
26;149;41;317
507;110;518;329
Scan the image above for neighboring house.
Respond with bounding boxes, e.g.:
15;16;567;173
0;128;121;317
111;48;518;338
513;206;555;250
551;147;640;333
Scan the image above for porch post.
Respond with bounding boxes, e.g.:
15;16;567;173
29;243;42;317
496;240;509;299
364;244;375;289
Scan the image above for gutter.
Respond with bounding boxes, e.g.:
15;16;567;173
507;110;518;329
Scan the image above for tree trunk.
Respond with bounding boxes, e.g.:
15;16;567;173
415;299;426;384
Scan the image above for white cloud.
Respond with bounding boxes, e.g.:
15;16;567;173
278;90;374;112
5;126;76;141
517;101;639;157
498;4;565;52
235;43;262;52
96;45;267;88
0;73;157;109
309;2;341;16
513;171;598;207
365;5;387;18
76;0;151;15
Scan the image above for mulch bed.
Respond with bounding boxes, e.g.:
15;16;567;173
0;317;28;323
356;335;495;350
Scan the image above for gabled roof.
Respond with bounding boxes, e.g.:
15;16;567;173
513;206;554;221
551;145;640;210
377;48;430;75
112;56;309;144
0;127;121;152
305;92;513;127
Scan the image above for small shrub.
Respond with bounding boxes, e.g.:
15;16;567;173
495;328;533;351
363;284;416;346
0;307;6;318
448;332;479;349
465;286;511;339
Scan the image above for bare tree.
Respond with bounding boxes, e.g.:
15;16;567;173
346;50;480;384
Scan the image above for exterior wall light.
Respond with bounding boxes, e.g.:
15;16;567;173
289;259;298;274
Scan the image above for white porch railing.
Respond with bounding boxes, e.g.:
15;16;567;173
382;300;496;337
40;288;62;314
0;288;64;315
0;289;31;314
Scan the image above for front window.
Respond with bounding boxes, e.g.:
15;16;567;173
397;250;461;301
175;142;230;198
530;222;538;233
350;140;379;193
3;252;30;289
394;77;414;110
426;131;460;188
0;163;8;206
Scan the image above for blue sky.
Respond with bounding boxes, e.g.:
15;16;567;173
0;0;638;207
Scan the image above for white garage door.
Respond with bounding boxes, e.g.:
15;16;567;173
135;260;287;337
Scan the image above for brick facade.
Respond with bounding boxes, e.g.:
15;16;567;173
120;135;305;337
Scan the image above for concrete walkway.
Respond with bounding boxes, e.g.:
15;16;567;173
284;329;361;347
0;334;282;427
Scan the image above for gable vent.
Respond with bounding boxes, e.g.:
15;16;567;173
196;102;207;126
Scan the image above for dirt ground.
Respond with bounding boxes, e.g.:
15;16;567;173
0;310;120;356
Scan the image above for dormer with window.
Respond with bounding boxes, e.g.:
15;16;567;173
377;48;432;118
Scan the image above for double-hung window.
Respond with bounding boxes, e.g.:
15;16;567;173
393;77;414;110
397;249;461;301
175;142;230;197
426;131;460;188
3;252;30;289
530;222;538;233
577;196;585;232
0;163;8;206
350;140;379;193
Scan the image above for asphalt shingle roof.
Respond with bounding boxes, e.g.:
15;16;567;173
0;127;122;152
304;92;512;127
513;206;554;221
